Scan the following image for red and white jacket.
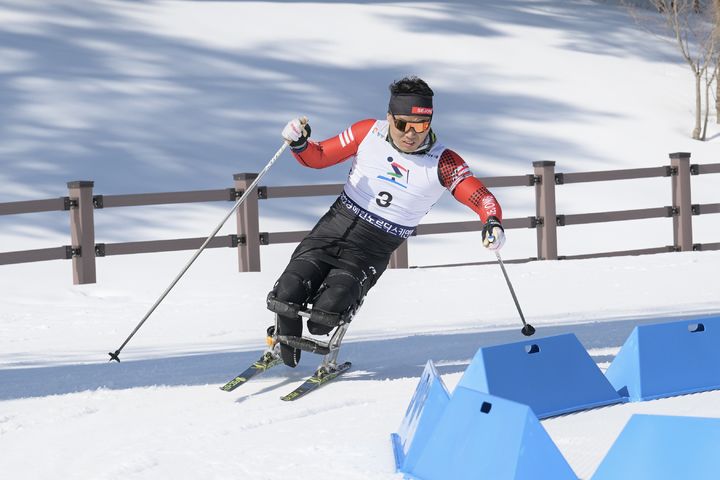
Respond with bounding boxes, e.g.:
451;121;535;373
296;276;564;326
292;119;502;234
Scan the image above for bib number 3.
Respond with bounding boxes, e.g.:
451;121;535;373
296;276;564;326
376;191;393;207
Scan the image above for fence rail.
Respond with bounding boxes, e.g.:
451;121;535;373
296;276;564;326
0;197;68;215
1;152;718;284
558;166;671;184
559;207;672;226
0;246;70;265
100;189;236;208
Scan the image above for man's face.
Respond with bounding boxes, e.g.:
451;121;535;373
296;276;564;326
386;113;432;152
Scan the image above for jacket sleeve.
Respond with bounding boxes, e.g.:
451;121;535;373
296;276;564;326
291;119;375;169
437;149;503;223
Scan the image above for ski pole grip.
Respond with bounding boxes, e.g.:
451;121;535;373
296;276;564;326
283;116;310;145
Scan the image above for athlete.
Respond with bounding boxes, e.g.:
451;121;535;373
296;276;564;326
267;76;505;368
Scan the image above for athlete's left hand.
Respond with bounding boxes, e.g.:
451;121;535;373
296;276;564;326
482;216;505;250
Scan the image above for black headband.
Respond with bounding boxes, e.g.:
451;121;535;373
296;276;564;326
388;93;433;116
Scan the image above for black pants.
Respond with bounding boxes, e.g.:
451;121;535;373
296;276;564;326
269;196;405;337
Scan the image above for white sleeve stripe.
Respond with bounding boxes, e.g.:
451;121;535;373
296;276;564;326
448;171;472;192
338;128;356;148
448;177;463;192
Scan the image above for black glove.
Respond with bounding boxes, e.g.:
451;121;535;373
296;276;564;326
281;118;311;149
481;216;505;250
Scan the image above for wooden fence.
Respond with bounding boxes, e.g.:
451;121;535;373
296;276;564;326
1;152;718;284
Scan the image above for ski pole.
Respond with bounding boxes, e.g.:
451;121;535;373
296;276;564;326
108;124;303;362
494;251;536;337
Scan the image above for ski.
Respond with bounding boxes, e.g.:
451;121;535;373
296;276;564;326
220;351;283;392
280;361;352;401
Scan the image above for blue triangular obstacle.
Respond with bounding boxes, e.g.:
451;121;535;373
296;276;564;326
605;316;720;401
592;414;720;480
457;333;622;418
404;388;577;480
391;361;450;473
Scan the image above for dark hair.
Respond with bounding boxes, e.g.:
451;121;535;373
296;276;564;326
389;76;434;97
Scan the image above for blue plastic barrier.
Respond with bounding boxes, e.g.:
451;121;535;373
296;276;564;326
605;316;720;401
592;414;720;480
457;333;623;418
391;361;450;474
401;387;577;480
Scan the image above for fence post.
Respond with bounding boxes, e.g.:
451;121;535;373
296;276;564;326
669;152;693;251
389;239;409;269
234;173;261;272
533;161;558;260
67;181;97;284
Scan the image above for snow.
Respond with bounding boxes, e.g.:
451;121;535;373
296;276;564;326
1;1;719;479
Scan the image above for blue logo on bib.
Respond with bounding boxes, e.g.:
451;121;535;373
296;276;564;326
377;156;409;189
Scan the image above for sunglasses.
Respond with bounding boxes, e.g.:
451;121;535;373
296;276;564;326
391;114;431;133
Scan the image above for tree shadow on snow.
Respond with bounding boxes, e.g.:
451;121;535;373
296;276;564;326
0;0;671;245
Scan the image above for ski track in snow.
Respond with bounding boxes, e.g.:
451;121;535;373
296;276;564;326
230;399;378;432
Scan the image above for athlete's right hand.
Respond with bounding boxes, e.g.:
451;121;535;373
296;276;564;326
282;117;311;149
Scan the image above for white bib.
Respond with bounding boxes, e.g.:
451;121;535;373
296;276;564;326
343;120;447;228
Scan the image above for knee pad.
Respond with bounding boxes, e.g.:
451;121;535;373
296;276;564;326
272;271;311;304
266;271;309;317
307;279;360;335
313;282;359;315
